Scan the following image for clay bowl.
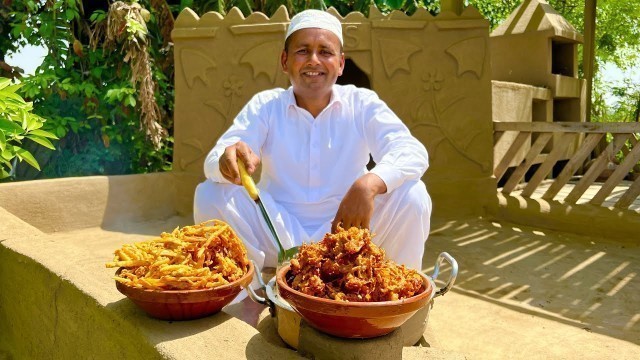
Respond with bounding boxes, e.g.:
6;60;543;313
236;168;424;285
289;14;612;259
276;264;433;338
115;262;254;321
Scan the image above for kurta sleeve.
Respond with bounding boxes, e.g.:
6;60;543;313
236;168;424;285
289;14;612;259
203;92;271;183
360;90;429;193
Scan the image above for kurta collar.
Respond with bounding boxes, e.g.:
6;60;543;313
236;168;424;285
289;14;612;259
286;86;343;111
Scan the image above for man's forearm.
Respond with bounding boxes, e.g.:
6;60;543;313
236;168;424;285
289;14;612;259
358;173;388;197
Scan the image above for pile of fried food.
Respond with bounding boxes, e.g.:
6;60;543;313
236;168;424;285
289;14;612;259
288;226;424;302
106;220;249;290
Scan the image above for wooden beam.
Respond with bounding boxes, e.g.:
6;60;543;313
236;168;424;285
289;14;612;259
502;133;553;194
494;131;530;181
615;175;640;209
494;121;640;133
542;133;604;200
591;140;640;206
522;133;579;197
564;134;630;204
584;0;597;123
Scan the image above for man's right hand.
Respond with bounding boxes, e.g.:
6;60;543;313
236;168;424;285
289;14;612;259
219;141;260;185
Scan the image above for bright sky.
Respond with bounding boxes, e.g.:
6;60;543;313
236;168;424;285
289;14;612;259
5;44;48;76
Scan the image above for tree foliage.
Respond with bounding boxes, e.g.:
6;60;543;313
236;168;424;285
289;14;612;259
1;0;638;181
1;0;174;180
0;77;58;179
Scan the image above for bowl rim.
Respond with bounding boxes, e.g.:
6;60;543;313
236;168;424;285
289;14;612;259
276;263;433;308
115;260;254;294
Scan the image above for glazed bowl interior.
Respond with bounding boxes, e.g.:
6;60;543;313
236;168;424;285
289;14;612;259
276;264;433;338
115;261;254;321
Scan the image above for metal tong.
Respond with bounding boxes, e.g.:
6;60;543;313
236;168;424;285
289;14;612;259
237;159;296;265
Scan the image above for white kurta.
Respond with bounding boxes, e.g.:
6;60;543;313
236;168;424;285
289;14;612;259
195;85;431;270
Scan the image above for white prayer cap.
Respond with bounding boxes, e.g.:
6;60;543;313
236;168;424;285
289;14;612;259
285;9;343;46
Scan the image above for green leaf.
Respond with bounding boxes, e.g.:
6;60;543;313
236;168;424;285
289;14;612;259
126;95;137;107
29;129;59;139
383;0;405;9
66;8;76;21
90;67;103;79
27;135;56;150
15;146;40;171
25;113;44;131
0;156;11;168
21;110;29;129
0;119;23;133
1;149;13;161
0;167;10;179
0;90;26;103
55;126;66;138
0;78;11;90
0;130;5;151
4;83;23;94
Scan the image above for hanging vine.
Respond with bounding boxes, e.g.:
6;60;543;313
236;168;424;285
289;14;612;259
104;1;166;149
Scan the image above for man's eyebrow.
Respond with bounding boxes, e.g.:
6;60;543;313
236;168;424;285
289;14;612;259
291;42;338;51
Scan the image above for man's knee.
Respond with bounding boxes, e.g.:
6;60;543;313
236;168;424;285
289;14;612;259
397;180;431;215
194;181;246;222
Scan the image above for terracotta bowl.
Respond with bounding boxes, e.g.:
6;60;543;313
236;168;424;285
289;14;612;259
276;264;433;338
115;262;254;321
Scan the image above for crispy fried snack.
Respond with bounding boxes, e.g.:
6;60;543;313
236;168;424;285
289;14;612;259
106;220;249;290
288;226;424;302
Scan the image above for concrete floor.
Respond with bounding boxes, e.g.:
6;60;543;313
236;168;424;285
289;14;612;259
422;216;640;359
1;211;639;359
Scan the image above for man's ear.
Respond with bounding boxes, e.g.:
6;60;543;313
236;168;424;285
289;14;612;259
280;50;288;72
338;53;345;76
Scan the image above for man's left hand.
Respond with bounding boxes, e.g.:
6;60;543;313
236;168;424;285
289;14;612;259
332;173;387;233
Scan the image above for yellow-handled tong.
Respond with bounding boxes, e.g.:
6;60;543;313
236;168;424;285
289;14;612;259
237;159;295;264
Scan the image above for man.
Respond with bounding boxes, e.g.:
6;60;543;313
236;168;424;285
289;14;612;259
194;9;431;271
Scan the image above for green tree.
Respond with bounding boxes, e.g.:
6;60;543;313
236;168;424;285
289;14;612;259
2;0;638;181
2;0;175;179
0;77;58;179
468;0;640;123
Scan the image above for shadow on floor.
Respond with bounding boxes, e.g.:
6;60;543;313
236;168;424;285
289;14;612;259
422;216;640;345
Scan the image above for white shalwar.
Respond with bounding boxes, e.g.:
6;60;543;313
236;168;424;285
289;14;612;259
194;85;432;271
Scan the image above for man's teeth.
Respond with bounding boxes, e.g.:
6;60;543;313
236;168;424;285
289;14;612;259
306;72;321;76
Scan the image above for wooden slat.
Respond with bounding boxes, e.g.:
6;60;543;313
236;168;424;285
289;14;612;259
542;133;604;200
522;133;579;197
494;131;506;144
591;141;640;206
615;175;640;209
623;136;640;173
494;121;640;134
494;131;530;180
564;134;630;204
502;133;553;194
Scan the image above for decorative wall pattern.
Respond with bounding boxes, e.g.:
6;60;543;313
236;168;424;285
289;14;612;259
172;3;496;215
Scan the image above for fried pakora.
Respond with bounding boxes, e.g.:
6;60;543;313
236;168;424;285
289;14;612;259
106;220;249;290
288;226;424;302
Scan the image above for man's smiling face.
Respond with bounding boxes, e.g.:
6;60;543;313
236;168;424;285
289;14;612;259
281;28;345;101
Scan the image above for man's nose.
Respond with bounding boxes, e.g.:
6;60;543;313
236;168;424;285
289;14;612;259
307;51;321;65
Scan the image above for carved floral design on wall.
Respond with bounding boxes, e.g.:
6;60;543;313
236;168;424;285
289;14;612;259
240;41;283;84
409;69;489;172
445;37;486;79
180;48;217;88
204;74;244;129
223;75;243;97
179;75;245;171
179;138;205;171
422;70;444;91
378;38;422;78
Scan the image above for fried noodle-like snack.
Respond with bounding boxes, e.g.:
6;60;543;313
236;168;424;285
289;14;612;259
288;226;424;302
106;220;249;290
